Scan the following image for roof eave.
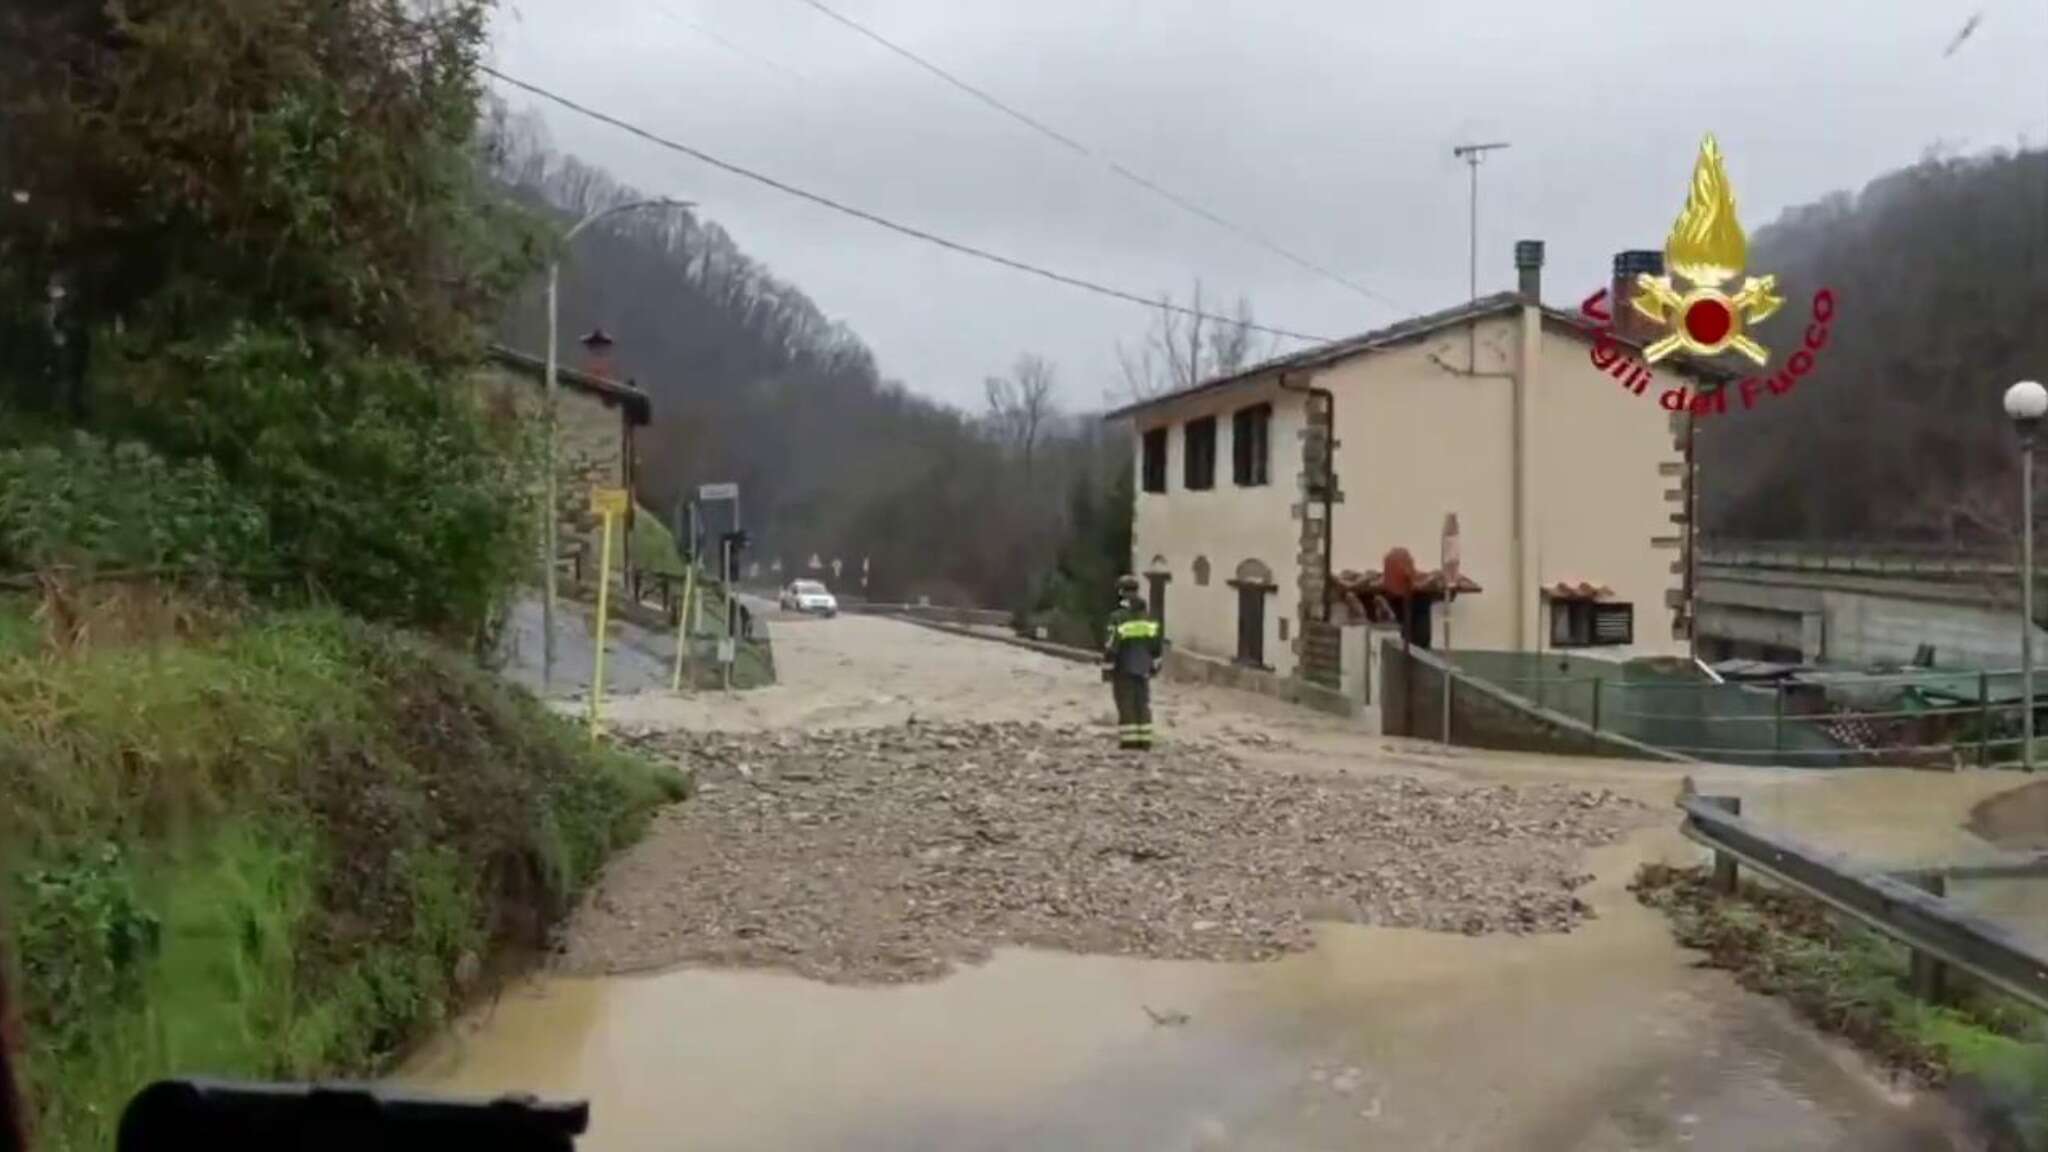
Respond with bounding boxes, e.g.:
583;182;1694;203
1101;294;1740;423
485;344;654;426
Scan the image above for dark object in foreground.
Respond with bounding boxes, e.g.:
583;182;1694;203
117;1079;588;1152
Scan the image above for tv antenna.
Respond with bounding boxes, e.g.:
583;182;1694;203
1452;141;1512;370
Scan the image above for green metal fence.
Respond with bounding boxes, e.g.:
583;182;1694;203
1445;651;2043;768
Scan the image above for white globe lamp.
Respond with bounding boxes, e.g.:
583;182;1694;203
2008;380;2046;771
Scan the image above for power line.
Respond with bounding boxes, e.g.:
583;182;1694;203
479;68;1334;344
650;6;817;89
783;0;1411;313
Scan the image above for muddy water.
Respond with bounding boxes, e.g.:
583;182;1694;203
439;616;2023;1148
404;834;1968;1152
1725;769;2032;868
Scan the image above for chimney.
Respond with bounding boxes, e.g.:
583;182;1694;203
1514;239;1544;303
1611;250;1665;343
580;327;617;381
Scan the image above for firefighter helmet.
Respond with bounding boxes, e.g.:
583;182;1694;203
1117;574;1141;595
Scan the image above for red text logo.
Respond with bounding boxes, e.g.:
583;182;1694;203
1579;286;1837;419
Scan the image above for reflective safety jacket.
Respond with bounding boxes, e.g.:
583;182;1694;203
1104;600;1163;678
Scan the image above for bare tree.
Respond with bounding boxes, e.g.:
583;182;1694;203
984;353;1059;478
1115;279;1270;400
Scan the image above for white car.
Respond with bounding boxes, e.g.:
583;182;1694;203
780;579;838;617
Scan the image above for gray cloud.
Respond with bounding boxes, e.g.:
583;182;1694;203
494;0;2047;408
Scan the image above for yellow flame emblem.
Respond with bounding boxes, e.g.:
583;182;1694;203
1630;134;1783;365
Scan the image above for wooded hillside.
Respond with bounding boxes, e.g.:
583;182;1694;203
487;120;1130;612
1698;147;2048;551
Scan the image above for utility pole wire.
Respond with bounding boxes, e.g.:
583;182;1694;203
784;0;1410;313
652;5;818;89
480;68;1334;345
1943;11;1984;57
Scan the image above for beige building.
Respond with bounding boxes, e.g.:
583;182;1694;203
478;339;652;580
1107;242;1728;689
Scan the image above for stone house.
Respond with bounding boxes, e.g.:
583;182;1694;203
1104;241;1730;691
477;333;652;582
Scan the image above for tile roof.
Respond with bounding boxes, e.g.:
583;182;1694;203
1102;292;1736;420
1335;568;1484;597
487;344;652;426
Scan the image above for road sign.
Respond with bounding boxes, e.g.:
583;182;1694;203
831;558;843;579
699;482;739;501
717;638;735;664
590;486;628;516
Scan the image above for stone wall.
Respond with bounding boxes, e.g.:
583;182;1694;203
1292;388;1344;688
476;362;632;578
1827;589;2043;669
1379;637;1683;761
1163;645;1359;719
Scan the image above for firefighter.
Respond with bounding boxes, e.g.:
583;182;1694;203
1103;574;1163;750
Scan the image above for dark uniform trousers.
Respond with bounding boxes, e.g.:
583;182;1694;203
1112;674;1152;749
1105;609;1161;749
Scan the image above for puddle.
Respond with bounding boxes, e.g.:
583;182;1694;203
402;851;1966;1151
1710;769;2028;869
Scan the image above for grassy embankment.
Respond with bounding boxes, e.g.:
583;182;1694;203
0;590;684;1151
619;505;773;690
1635;863;2048;1145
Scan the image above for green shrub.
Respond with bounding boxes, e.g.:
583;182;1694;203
92;323;539;637
0;607;683;1150
0;434;268;575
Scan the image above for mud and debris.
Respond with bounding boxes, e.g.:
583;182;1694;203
559;721;1651;982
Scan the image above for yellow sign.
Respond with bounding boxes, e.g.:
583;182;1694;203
1629;135;1784;366
590;487;629;516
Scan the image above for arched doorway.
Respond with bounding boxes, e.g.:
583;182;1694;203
1144;555;1171;636
1229;559;1276;666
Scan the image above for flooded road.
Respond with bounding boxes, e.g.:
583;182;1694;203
406;843;1963;1150
421;614;2026;1150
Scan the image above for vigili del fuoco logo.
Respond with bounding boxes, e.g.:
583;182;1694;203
1580;134;1837;419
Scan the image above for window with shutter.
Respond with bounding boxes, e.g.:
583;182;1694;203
1550;600;1634;648
1184;416;1217;491
1141;427;1168;492
1592;603;1634;645
1232;403;1269;486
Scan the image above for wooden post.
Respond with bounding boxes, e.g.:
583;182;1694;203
1704;795;1742;894
1910;873;1950;1003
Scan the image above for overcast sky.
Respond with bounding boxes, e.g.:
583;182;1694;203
489;0;2046;411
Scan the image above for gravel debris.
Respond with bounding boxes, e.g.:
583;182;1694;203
559;722;1652;983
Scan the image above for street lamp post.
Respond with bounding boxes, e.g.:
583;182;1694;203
541;197;692;690
2004;380;2047;771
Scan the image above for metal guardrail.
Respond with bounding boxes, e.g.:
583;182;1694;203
1678;782;2048;1013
